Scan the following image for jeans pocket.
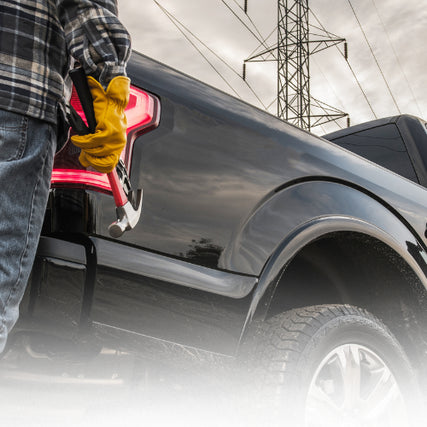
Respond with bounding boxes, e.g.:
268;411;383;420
0;112;28;162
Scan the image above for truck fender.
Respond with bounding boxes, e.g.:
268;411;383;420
230;180;427;341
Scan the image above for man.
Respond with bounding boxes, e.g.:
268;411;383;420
0;0;131;353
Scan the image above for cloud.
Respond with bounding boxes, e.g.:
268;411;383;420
118;0;427;133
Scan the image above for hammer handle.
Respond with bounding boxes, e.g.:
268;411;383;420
69;67;128;208
69;67;97;133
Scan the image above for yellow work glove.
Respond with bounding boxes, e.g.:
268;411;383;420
71;75;130;173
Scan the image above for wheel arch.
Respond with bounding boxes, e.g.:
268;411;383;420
230;180;427;369
238;215;427;376
220;179;427;277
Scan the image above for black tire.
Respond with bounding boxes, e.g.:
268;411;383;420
248;304;420;426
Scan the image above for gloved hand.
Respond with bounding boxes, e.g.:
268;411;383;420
71;75;130;173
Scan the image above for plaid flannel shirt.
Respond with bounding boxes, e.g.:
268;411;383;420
0;0;131;125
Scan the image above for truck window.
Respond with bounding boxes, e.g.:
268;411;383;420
331;124;418;183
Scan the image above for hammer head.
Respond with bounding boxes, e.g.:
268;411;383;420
108;189;143;238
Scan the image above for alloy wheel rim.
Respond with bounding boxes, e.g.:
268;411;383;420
304;343;408;427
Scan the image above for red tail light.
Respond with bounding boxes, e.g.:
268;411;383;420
51;85;160;193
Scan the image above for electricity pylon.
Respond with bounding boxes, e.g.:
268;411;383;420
244;0;349;131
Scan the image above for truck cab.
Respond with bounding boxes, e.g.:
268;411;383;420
323;115;427;186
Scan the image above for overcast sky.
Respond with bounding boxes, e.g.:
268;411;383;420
118;0;426;135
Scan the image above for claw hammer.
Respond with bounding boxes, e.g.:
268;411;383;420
69;67;143;238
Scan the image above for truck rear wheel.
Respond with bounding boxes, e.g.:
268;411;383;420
250;304;419;426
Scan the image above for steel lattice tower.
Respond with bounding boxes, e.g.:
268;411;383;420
244;0;348;131
278;0;310;129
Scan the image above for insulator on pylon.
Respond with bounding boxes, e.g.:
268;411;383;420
244;0;248;13
243;63;246;80
344;42;348;60
347;117;351;128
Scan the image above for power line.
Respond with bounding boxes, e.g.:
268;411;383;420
230;0;267;47
266;97;276;111
246;26;277;61
311;11;378;120
310;97;347;128
347;0;401;114
220;0;262;43
309;23;344;41
312;56;345;128
222;1;377;127
154;1;241;99
371;0;423;117
154;1;267;109
240;1;348;130
230;0;245;13
345;58;378;119
220;0;276;60
155;0;404;128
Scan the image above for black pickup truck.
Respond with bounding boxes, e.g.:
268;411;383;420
3;52;427;425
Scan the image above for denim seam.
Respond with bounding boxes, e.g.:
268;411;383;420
14;116;28;161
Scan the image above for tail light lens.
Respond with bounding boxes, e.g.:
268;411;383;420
51;85;160;194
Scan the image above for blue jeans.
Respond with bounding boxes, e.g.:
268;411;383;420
0;109;56;353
